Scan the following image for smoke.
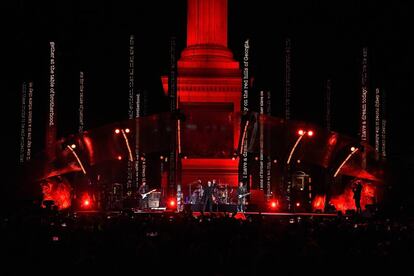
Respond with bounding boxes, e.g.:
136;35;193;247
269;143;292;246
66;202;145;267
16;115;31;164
330;182;376;212
41;177;72;210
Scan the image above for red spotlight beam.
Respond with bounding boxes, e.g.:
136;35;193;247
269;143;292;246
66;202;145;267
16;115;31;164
66;145;86;175
240;120;250;155
121;129;134;162
287;132;305;165
333;147;360;177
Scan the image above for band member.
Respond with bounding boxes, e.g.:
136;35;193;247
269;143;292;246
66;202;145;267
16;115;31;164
197;179;204;204
138;182;149;210
237;181;247;212
190;189;199;204
352;180;363;214
202;181;214;212
212;179;218;204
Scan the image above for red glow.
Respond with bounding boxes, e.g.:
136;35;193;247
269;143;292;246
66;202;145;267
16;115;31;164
115;129;120;134
270;200;278;209
82;135;95;164
168;199;176;208
298;129;304;135
117;155;122;160
81;193;92;209
125;128;130;133
41;178;72;210
307;130;314;137
296;202;300;207
233;212;247;220
328;135;337;146
312;195;326;210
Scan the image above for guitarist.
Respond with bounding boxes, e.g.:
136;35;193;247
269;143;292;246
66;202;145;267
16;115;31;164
236;181;248;212
138;182;149;210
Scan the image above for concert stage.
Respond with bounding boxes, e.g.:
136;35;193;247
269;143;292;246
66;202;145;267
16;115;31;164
75;207;340;218
185;203;238;213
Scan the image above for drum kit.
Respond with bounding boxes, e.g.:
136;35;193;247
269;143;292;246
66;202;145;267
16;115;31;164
213;184;230;204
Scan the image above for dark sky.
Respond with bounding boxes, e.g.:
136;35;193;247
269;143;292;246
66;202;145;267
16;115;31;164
3;0;413;202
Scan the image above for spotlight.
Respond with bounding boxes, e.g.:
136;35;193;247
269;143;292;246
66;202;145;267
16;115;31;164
168;199;176;209
270;200;278;210
81;193;92;209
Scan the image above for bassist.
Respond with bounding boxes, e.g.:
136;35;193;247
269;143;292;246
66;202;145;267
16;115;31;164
236;181;248;212
138;182;149;210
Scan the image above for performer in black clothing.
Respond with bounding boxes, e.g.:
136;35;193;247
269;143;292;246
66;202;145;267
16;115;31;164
202;181;214;212
138;182;149;210
236;181;248;212
352;180;363;214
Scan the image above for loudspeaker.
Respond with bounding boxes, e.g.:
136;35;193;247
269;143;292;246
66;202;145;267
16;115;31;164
148;192;161;208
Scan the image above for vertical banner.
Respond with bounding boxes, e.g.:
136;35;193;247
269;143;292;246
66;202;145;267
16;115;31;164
79;71;84;133
360;47;369;143
26;82;33;161
46;41;57;161
284;38;292;210
135;92;141;190
284;38;291;120
242;39;250;114
128;35;135;120
360;47;368;169
19;82;27;163
374;88;380;153
259;90;264;190
381;90;387;160
325;79;331;131
324;80;332;206
240;39;250;186
169;37;177;112
266;90;272;199
127;35;135;192
168;37;178;198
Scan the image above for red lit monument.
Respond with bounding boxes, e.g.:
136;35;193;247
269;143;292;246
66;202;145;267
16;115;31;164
162;0;241;187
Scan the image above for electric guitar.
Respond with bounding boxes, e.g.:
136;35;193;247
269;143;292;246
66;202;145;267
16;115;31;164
140;189;157;199
238;192;250;199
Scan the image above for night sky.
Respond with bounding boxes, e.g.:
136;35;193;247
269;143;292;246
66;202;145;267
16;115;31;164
3;0;413;206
